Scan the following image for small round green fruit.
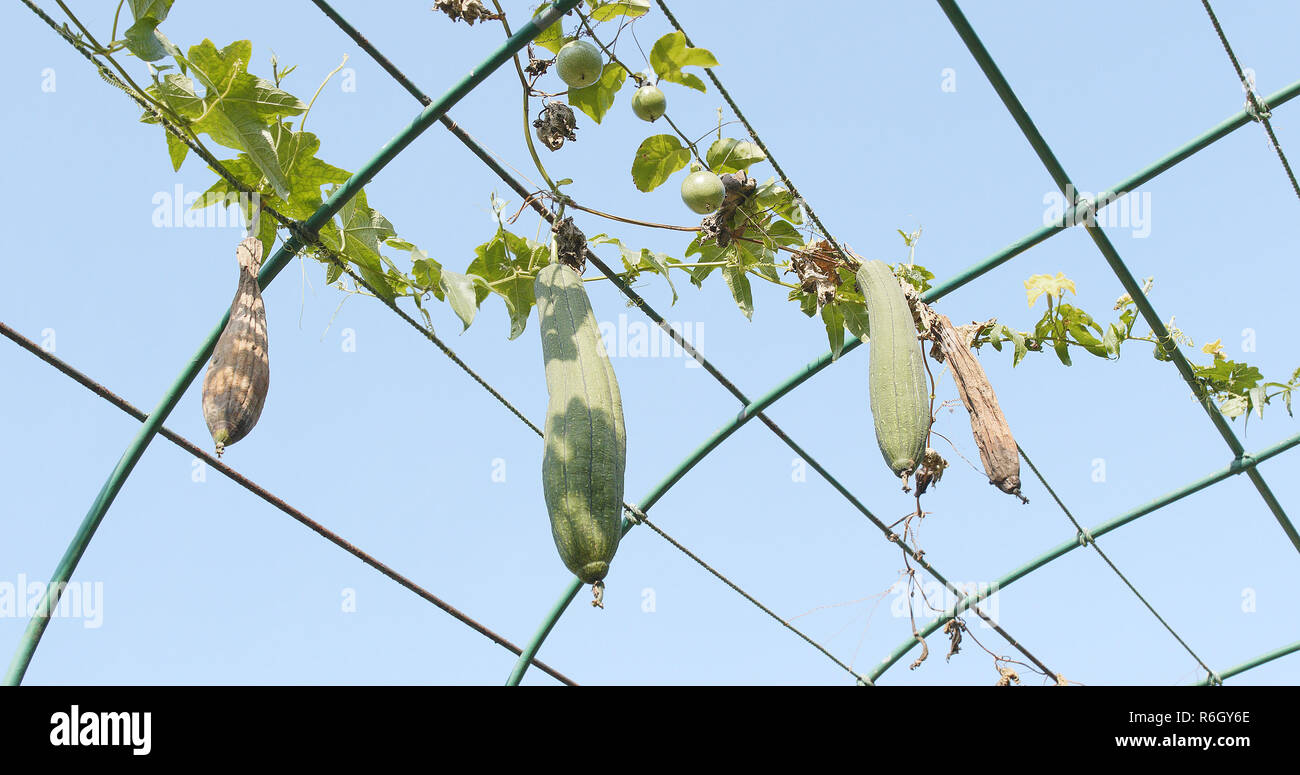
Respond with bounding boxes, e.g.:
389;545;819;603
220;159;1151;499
556;40;602;89
681;170;725;214
630;84;667;122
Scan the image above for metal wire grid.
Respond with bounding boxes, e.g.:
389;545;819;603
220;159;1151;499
5;0;1298;686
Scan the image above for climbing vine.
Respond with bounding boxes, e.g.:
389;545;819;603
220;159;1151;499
78;0;1298;421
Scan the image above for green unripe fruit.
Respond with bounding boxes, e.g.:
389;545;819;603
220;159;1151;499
536;263;626;584
680;170;725;214
556;40;603;89
858;259;930;482
630;84;667;122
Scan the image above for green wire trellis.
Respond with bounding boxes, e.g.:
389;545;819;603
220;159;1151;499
6;0;1298;686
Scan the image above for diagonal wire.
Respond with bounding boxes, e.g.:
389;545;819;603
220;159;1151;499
627;508;870;683
0;320;578;686
27;0;861;686
1201;0;1300;201
1017;445;1215;676
936;0;1300;558
652;0;854;268
317;0;1062;683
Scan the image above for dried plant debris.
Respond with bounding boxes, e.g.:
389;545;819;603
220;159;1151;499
914;447;948;496
943;618;964;661
996;666;1022;686
697;172;756;248
432;0;503;25
553;216;589;273
789;239;843;307
533;102;578;151
525;57;552;78
932;312;1027;503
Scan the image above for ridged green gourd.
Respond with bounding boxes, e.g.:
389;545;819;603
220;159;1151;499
858;259;929;480
202;236;269;457
535;262;626;584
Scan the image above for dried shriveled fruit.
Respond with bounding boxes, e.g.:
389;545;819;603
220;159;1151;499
533;102;578;151
202;237;269;457
932;313;1027;502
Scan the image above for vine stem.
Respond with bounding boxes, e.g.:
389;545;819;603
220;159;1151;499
575;8;706;166
56;1;174;123
492;0;560;195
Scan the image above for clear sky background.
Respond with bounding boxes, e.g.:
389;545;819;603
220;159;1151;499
2;0;1298;686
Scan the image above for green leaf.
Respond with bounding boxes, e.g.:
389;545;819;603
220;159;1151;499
588;0;650;21
183;40;306;199
185;40;252;94
468;231;539;339
268;123;351;219
753;178;803;225
790;288;817;318
761;219;804;248
590;234;678;303
1102;323;1122;358
124;20;179;62
649;31;717;92
1003;325;1028;366
164;129;188;170
822;303;845;359
194;109;290;198
1220;395;1248;419
631;134;691;192
841;300;870;340
722;264;753;320
897;263;935;294
532;7;567;54
640;249;679;304
334;188;397;300
1053;338;1072;366
568;62;626;124
129;0;174;21
685;235;726;287
706;138;766;174
439;270;491;331
1067;322;1108;358
1248;385;1267;419
123;0;176;62
141;73;203;123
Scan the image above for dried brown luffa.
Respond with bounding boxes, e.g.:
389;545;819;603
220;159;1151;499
202;236;269;457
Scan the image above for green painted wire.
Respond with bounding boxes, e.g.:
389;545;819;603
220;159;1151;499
504;71;1300;683
1201;0;1300;202
3;0;582;687
868;0;1300;685
1018;446;1215;676
870;431;1300;683
933;0;1300;556
1193;640;1300;686
0;320;579;686
312;0;883;687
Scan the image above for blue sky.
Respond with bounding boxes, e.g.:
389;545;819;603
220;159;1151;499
2;0;1297;685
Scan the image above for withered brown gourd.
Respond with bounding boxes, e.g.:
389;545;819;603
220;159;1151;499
202;236;269;457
